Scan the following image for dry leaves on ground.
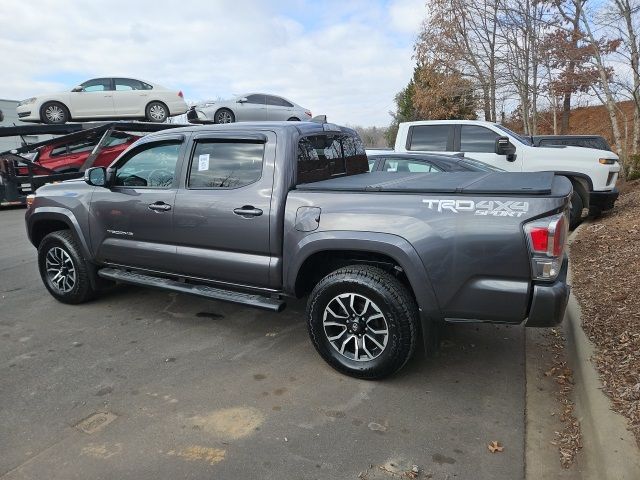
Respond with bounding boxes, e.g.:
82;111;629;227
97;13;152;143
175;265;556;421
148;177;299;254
487;441;504;453
571;180;640;445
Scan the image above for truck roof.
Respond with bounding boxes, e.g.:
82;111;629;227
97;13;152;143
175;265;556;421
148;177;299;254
142;121;357;139
397;119;500;127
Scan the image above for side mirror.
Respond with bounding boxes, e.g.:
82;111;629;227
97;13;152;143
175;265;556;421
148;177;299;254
71;85;84;92
495;136;516;156
84;167;107;187
237;97;248;103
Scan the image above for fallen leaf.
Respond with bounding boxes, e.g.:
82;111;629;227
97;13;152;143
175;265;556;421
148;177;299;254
488;441;504;453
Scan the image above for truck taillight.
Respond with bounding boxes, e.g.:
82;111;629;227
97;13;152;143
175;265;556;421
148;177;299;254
524;212;568;280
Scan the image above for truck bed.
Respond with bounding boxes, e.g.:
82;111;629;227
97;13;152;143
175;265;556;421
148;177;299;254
296;171;571;197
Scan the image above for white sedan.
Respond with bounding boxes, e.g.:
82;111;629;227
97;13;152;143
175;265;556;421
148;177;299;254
16;77;188;124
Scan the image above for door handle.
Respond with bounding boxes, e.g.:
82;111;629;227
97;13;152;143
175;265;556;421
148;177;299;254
148;201;172;212
233;206;263;217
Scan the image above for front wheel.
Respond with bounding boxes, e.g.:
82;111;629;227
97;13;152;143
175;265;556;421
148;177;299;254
215;108;235;124
38;230;95;304
569;192;584;229
40;102;69;124
307;265;418;379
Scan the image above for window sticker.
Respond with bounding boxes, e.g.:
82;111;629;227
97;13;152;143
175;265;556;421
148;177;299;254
198;154;210;171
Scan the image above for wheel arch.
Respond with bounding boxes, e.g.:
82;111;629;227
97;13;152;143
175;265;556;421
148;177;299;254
554;171;592;208
28;207;91;259
285;232;444;350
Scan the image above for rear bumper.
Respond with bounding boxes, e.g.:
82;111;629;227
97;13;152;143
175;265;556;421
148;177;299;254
590;188;619;212
525;256;570;327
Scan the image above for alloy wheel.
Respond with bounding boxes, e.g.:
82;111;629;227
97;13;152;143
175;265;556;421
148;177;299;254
322;293;389;362
216;110;233;123
45;247;76;293
149;104;166;121
45;105;64;122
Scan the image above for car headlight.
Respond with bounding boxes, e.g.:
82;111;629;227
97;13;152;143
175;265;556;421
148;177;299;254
18;97;37;106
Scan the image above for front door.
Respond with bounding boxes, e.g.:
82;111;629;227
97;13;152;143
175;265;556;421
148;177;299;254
172;132;274;288
235;94;267;121
70;78;115;118
89;137;186;272
457;125;523;171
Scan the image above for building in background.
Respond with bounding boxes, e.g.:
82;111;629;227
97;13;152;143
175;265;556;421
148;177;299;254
0;99;41;152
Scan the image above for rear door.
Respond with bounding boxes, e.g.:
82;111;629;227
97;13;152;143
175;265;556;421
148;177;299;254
112;78;148;116
235;94;267;121
89;135;187;271
171;131;275;288
266;95;294;120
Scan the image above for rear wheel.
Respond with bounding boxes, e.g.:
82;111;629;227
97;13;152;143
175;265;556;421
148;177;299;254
40;102;69;124
146;101;168;122
307;265;418;379
38;230;95;304
287;117;300;121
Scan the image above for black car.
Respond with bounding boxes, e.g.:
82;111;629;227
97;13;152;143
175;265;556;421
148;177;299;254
367;151;504;173
531;135;612;151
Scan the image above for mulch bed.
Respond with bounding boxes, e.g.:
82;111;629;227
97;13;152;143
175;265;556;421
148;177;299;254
570;180;640;444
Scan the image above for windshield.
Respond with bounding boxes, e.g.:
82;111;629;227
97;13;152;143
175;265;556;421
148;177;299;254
494;124;532;146
459;158;505;172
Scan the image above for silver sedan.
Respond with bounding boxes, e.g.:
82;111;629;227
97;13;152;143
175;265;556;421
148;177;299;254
187;93;312;124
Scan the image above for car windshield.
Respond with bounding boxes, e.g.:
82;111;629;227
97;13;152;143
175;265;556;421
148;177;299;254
459;158;505;172
494;124;532;146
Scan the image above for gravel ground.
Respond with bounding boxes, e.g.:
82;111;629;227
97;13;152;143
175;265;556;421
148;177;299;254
570;180;640;444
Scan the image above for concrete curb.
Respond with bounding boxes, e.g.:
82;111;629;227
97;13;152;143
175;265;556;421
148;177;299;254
563;233;640;479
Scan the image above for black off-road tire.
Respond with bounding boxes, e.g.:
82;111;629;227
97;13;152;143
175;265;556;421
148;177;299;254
40;101;70;124
307;265;418;379
569;191;584;229
38;230;96;304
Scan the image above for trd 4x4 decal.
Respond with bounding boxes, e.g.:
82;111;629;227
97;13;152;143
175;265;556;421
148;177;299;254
422;199;529;217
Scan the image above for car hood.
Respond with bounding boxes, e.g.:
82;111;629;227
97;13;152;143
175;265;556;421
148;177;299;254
533;144;619;160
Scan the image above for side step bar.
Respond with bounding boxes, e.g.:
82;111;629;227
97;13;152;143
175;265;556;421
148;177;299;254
97;268;286;312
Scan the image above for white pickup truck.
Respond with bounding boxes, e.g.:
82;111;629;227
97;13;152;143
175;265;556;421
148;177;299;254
394;120;620;227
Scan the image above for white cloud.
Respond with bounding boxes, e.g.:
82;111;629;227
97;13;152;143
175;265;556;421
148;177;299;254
0;0;423;126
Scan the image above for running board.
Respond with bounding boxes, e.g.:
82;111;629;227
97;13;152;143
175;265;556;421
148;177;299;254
97;268;286;312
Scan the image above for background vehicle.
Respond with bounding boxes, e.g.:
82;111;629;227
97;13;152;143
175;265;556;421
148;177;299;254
18;131;140;175
187;93;312;124
16;78;188;124
26;120;571;379
531;135;612;151
394;120;620;227
367;151;504;173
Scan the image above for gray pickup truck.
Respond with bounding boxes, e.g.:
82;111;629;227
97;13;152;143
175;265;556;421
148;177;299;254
25;121;571;378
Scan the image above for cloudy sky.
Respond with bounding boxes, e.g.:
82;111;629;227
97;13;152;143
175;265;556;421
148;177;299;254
0;0;426;126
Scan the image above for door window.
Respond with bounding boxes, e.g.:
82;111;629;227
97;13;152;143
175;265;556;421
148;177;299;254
408;125;450;151
382;158;442;173
80;78;112;92
188;141;265;189
114;141;181;188
114;78;145;91
245;94;266;105
460;125;500;153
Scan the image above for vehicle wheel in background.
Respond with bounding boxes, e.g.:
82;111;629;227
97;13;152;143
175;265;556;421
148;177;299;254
37;230;95;304
287;117;300;121
214;108;235;124
306;265;418;379
40;102;69;124
145;101;168;122
569;192;584;229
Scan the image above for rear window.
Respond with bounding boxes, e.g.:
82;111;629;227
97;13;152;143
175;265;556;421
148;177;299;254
408;125;450;151
296;133;368;184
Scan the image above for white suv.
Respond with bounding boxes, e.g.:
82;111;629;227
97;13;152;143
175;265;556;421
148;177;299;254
394;120;620;227
16;77;188;124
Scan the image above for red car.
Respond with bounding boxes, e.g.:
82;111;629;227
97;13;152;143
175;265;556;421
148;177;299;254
18;131;140;175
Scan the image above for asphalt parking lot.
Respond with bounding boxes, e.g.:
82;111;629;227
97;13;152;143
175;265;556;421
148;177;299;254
1;207;526;479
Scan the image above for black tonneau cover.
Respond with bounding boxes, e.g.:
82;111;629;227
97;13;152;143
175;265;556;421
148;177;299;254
297;171;570;196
